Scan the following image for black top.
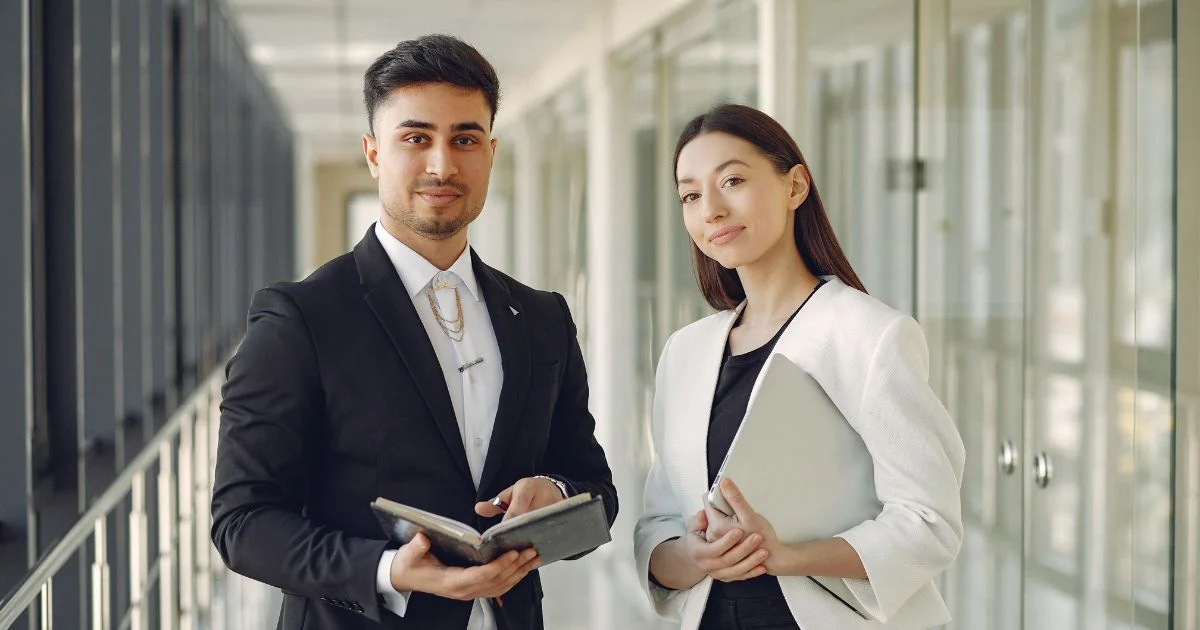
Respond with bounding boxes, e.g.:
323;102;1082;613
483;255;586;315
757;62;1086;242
705;281;824;601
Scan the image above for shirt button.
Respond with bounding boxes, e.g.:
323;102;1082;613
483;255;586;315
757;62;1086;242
474;435;484;448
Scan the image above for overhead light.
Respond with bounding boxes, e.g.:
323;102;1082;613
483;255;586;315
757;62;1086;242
249;42;393;66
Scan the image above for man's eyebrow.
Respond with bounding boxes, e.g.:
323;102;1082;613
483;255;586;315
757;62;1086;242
451;121;486;133
394;120;487;134
396;119;435;130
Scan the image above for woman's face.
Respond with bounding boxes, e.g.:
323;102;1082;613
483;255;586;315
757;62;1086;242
676;132;807;270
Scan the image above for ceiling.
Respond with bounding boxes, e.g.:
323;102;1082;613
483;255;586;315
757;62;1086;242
224;0;1030;162
224;0;601;161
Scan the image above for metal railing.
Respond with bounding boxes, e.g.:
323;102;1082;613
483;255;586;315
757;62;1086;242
0;363;274;630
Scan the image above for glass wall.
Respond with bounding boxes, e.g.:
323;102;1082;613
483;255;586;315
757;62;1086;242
932;5;1028;628
501;0;1185;628
805;2;918;313
536;82;591;333
659;0;760;340
0;0;295;625
531;2;762;629
918;1;1177;629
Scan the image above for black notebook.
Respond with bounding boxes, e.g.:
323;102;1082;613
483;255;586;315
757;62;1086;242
370;493;611;566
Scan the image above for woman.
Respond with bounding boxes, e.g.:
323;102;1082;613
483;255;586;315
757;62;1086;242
634;104;965;630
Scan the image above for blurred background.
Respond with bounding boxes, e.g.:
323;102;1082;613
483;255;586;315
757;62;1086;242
0;0;1197;628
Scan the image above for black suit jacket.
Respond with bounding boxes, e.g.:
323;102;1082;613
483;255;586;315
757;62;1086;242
211;230;618;630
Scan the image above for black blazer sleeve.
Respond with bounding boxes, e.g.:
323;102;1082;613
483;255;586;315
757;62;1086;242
541;293;619;536
210;287;389;622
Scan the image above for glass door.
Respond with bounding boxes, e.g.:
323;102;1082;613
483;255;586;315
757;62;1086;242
932;1;1176;628
1022;1;1109;625
1022;1;1175;628
936;2;1029;628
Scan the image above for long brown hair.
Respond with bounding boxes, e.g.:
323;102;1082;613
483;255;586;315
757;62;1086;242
674;104;866;310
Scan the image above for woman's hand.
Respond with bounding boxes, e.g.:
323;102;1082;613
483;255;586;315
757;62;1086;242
704;478;790;576
683;509;770;583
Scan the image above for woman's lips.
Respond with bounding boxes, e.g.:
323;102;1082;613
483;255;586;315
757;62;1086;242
709;226;745;245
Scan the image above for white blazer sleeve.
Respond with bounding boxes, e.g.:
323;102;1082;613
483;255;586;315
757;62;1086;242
633;333;689;620
834;315;966;623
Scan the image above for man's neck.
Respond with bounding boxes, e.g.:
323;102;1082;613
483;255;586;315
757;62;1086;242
379;218;468;271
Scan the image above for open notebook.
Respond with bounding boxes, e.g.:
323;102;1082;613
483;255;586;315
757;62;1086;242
371;493;610;567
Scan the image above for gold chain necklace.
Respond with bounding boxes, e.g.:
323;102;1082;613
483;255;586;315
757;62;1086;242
426;284;465;342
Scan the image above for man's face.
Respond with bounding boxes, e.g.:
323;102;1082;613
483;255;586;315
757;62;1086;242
363;83;496;242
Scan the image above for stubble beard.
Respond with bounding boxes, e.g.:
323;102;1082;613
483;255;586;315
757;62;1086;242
383;197;480;241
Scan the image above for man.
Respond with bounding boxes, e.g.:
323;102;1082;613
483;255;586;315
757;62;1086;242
211;35;618;630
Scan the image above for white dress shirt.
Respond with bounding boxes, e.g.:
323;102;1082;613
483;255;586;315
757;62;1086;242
372;222;504;630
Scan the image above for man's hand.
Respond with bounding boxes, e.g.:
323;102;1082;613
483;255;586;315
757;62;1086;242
683;509;768;583
474;477;566;522
389;533;541;600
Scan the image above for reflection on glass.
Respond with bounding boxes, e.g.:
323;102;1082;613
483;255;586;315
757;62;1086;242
661;0;758;339
519;0;1178;626
810;29;915;312
533;84;589;338
934;4;1028;629
1033;375;1081;577
1109;388;1173;613
1116;42;1174;349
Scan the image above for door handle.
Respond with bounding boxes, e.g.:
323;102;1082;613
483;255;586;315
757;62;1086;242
1033;452;1053;488
998;439;1018;475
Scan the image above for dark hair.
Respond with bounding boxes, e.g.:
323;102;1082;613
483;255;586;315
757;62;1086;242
362;34;500;134
674;103;866;310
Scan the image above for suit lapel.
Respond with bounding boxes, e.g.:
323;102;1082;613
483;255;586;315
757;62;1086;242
354;232;473;487
670;306;744;513
472;253;531;498
772;277;838;360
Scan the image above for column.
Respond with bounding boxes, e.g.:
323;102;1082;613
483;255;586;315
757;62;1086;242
471;165;513;275
512;120;545;287
584;49;638;630
756;0;810;139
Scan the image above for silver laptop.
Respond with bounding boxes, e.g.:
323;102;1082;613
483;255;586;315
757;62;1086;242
707;352;881;619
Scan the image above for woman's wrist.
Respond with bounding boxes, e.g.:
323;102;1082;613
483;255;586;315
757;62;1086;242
769;537;867;580
770;540;813;576
675;538;709;587
650;537;706;590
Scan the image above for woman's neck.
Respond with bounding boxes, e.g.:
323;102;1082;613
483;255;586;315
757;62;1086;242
736;240;820;329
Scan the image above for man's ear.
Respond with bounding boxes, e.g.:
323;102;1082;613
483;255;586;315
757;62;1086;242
363;133;380;178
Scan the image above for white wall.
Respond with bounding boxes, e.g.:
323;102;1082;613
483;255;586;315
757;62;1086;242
311;159;377;267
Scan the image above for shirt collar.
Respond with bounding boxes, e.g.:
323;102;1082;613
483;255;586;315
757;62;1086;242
374;222;481;302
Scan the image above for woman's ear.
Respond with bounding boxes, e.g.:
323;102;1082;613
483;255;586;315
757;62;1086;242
787;164;810;211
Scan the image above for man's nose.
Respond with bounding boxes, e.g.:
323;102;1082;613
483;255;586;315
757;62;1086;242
425;142;459;179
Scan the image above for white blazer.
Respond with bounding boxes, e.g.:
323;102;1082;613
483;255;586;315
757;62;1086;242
634;278;965;630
